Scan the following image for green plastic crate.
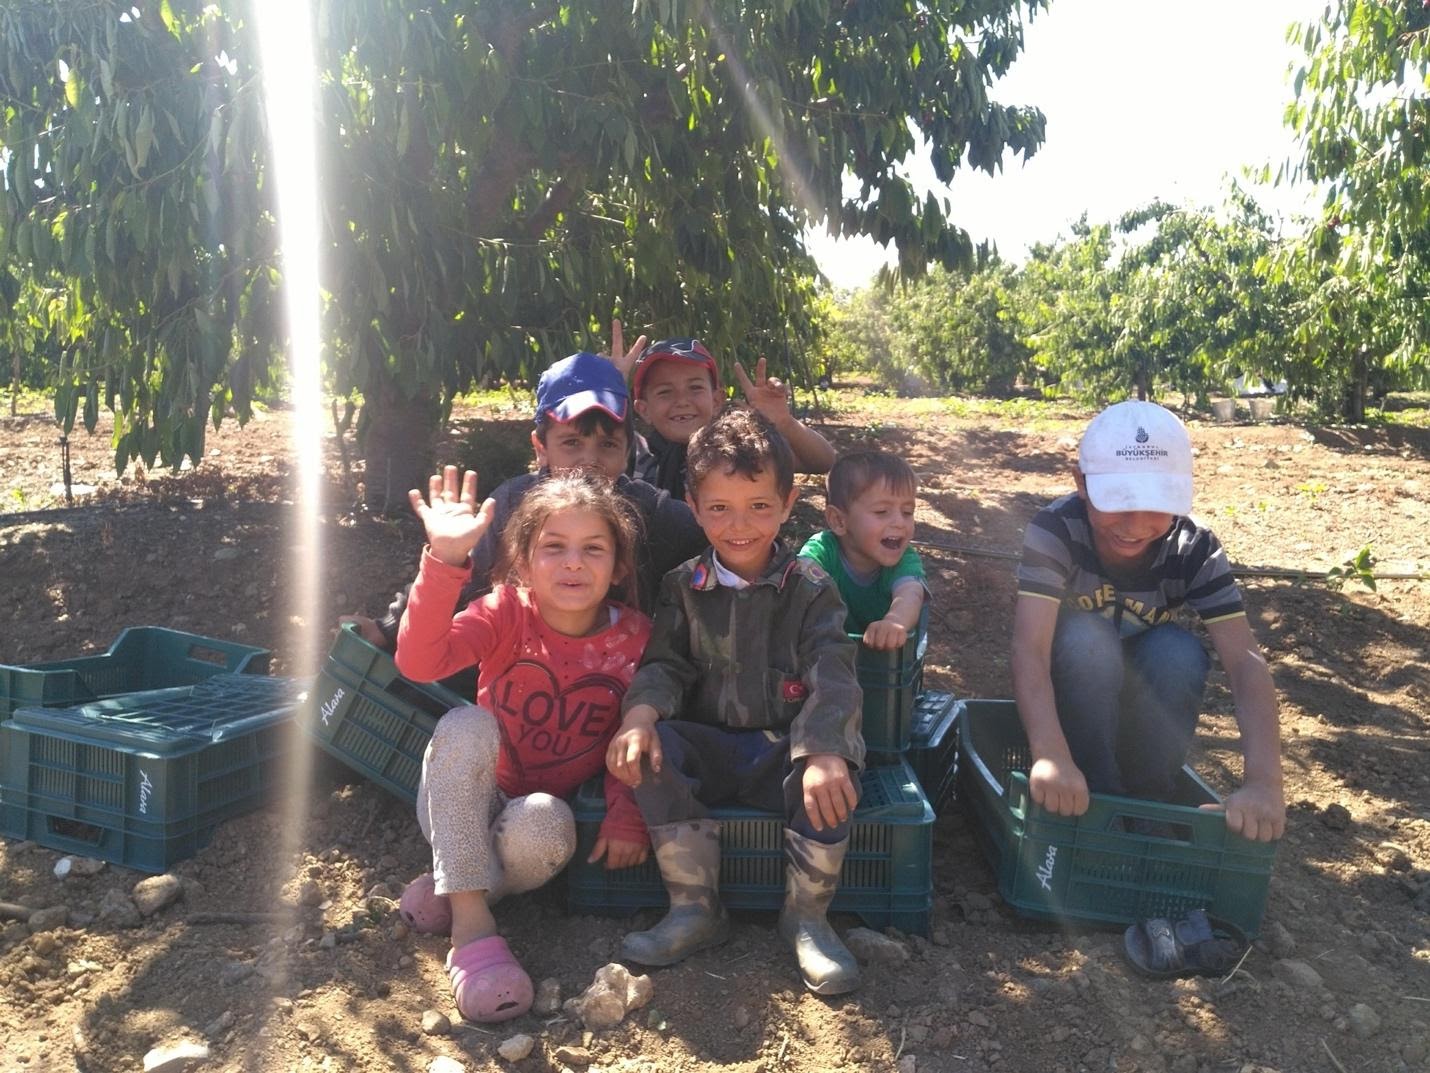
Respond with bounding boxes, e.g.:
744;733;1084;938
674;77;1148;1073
0;627;271;716
301;624;467;804
566;759;935;934
855;626;926;755
906;691;958;814
0;675;302;873
956;699;1277;937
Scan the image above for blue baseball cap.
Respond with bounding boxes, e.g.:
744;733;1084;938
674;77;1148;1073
535;351;629;425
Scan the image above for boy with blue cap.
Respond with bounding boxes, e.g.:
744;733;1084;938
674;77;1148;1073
351;351;707;645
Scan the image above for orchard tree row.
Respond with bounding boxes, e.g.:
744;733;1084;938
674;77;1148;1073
819;0;1430;421
817;189;1424;421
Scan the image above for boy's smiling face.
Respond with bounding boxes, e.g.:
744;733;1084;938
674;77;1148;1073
828;479;916;575
635;359;717;444
687;465;798;582
1075;470;1174;571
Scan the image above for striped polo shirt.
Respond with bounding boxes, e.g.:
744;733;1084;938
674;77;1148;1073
1016;494;1245;637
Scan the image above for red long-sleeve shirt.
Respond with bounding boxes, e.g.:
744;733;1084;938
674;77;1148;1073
396;550;652;846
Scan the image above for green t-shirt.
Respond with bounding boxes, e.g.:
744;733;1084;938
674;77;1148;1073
797;529;927;633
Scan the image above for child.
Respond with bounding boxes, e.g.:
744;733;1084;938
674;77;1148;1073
606;408;866;996
627;336;836;500
395;469;654;1023
799;451;928;650
1010;400;1285;843
346;350;706;647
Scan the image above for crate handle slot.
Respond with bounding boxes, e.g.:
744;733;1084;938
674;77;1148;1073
46;815;104;846
1100;813;1194;842
185;643;232;667
386;678;461;718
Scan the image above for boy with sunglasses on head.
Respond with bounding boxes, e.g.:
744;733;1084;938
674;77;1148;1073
605;322;835;501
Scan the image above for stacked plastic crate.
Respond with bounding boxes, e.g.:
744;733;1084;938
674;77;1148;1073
566;630;961;936
0;629;300;872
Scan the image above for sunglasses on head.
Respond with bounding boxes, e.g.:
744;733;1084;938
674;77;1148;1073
639;338;711;362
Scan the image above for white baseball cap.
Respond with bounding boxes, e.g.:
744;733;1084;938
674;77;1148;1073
1078;401;1193;515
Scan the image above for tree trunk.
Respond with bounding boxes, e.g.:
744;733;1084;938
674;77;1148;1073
360;375;440;515
10;348;18;416
1133;364;1149;401
1341;350;1369;424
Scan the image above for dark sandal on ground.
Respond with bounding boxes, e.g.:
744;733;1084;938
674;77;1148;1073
1122;909;1248;979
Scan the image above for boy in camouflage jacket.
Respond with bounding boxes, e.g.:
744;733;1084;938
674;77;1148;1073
606;408;865;995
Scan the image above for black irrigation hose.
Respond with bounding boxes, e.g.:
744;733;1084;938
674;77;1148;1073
911;537;1430;583
0;498;293;530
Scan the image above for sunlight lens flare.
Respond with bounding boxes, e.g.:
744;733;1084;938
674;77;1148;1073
253;0;323;932
700;13;823;225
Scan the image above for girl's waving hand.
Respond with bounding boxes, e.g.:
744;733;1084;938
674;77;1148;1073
409;465;496;566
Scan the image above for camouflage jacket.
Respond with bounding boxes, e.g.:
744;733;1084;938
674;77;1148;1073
621;542;865;768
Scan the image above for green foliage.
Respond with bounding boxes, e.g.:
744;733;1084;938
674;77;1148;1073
1277;0;1430;419
812;286;904;388
887;261;1035;395
0;0;276;470
824;194;1299;407
0;0;1050;494
1326;544;1377;592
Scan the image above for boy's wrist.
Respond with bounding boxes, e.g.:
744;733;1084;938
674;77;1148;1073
621;704;660;727
766;409;798;432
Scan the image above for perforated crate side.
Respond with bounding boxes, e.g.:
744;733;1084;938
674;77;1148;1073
301;624;465;804
855;630;926;756
0;715;293;832
566;760;933;934
954;698;1276;937
0;718;292;873
906;691;959;813
0;795;258;873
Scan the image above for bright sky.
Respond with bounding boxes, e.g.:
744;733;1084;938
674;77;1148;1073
808;0;1327;289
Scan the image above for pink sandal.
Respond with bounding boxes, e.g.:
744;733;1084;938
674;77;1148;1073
398;873;452;935
447;935;533;1023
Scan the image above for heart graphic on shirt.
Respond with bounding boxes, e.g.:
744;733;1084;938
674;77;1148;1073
489;660;627;777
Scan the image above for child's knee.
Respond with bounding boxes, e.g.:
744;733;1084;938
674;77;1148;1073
1139;624;1210;670
494;792;577;859
429;704;502;763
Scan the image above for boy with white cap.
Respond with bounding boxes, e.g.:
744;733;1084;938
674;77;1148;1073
1010;401;1285;842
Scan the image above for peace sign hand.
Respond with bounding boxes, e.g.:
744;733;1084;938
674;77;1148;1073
733;356;792;425
408;465;496;567
603;318;648;382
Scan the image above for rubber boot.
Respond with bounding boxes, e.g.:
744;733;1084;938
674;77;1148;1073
620;819;731;967
778;828;861;995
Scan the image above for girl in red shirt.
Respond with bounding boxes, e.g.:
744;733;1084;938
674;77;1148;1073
395;469;652;1023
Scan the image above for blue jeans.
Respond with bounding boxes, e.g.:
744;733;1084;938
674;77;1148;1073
1050;612;1210;801
632;721;856;844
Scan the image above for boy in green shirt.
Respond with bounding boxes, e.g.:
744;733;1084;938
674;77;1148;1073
799;451;928;650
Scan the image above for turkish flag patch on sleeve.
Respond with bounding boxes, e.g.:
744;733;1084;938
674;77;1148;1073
781;678;809;702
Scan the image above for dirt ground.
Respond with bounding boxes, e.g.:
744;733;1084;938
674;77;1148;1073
1;393;1427;1073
